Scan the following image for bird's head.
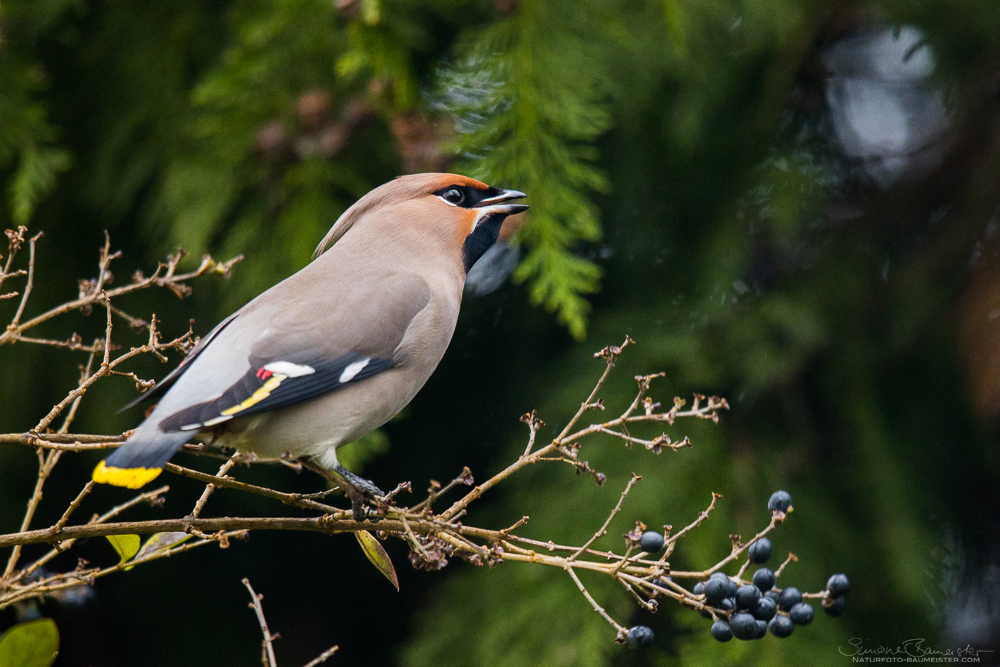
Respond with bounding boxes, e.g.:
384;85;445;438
313;173;528;273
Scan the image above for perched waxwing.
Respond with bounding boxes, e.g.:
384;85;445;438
93;173;528;517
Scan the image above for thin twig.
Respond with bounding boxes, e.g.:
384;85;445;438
9;336;108;352
554;336;634;442
702;515;778;577
401;516;431;560
2;529;247;611
411;467;473;513
300;646;339;667
17;485;171;582
51;481;95;533
567;474;639;563
32;331;190;433
0;433;129;445
773;552;798;579
190;456;238;518
0;227;28;293
243;578;279;667
7;232;41;331
438;441;557;521
164;462;345;516
0;245;240;346
566;567;624;634
2;449;61;582
663;492;722;560
56;345;97;437
102;293;113;367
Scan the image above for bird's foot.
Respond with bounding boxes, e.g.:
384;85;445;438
334;465;386;523
299;459;386;521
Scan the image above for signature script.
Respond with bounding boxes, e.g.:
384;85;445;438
839;638;990;658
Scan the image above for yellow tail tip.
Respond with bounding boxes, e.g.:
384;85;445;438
92;460;162;489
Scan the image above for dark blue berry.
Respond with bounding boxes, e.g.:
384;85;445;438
752;568;776;592
703;577;728;604
753;619;768;639
704;572;735;603
768;614;794;638
693;581;704;596
730;612;757;640
827;573;850;597
735;585;761;609
764;590;779;602
751;596;777;621
701;596;735;619
789;602;814;625
640;531;665;552
627;625;654;648
778;587;802;611
768;490;793;513
711;620;733;642
748;538;773;564
824;595;847;617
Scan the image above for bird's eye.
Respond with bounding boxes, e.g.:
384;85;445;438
442;187;465;205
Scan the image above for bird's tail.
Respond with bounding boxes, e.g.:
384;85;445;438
93;429;193;489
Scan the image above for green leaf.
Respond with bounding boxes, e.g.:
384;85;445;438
9;145;71;225
135;531;192;559
438;2;615;338
124;532;193;570
355;530;399;591
0;619;59;667
105;534;141;565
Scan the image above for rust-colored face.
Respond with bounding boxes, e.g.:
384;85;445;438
416;174;528;272
423;177;492;249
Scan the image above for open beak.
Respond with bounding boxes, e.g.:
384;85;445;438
476;189;528;215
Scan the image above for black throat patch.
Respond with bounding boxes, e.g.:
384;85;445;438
463;214;505;273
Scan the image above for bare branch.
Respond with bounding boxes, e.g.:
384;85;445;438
774;551;799;579
190;456;238;519
555;335;634;442
163;462;345;516
566;567;624;635
567;474;639;563
663;492;722;560
0;236;833;653
243;578;279;667
52;481;95;533
300;646;339;667
7;231;42;331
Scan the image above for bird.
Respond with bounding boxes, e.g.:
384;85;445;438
93;173;528;518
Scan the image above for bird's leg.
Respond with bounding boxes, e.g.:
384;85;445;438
299;459;385;522
335;465;387;523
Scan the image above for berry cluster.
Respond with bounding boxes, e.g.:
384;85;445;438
625;491;850;648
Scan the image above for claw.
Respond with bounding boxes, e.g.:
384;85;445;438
299;458;386;521
335;465;385;522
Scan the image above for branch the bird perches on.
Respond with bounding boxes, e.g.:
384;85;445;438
0;229;845;652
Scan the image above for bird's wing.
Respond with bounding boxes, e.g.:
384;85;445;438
118;310;243;412
152;272;432;433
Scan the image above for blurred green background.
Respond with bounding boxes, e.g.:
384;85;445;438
2;0;1000;664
